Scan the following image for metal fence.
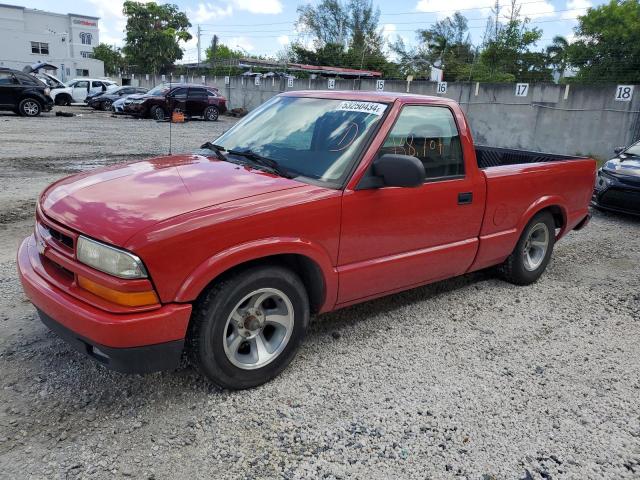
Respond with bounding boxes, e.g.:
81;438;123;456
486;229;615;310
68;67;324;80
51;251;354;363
118;73;640;160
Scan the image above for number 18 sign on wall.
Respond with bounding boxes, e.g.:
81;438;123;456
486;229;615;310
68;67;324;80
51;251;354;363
615;85;634;102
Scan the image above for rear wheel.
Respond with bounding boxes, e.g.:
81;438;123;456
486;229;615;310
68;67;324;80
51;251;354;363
150;105;166;120
187;265;309;390
204;105;219;121
18;98;41;117
102;99;113;111
498;211;556;285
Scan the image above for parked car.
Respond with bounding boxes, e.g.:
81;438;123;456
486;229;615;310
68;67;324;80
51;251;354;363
88;86;148;111
124;83;226;120
111;96;127;113
0;67;53;116
592;140;640;216
18;91;596;389
85;83;121;105
47;77;118;105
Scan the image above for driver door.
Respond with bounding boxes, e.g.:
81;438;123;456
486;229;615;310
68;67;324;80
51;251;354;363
337;104;485;304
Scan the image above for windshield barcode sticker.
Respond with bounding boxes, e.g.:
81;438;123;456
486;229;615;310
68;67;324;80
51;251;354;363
336;101;387;116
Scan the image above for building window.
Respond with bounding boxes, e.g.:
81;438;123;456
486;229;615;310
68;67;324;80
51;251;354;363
76;69;89;77
31;42;49;55
81;51;94;58
80;32;93;45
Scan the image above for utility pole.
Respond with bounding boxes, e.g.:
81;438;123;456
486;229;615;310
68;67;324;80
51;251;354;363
197;24;201;67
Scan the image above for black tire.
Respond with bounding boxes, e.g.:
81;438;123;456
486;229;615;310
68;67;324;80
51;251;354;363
18;98;42;117
102;99;113;111
187;265;310;390
204;105;219;121
498;211;556;285
150;105;166;120
55;94;71;106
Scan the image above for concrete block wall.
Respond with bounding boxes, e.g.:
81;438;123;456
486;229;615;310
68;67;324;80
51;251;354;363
119;74;640;161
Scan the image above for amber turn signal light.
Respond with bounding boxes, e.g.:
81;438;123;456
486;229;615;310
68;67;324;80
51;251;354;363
78;276;159;307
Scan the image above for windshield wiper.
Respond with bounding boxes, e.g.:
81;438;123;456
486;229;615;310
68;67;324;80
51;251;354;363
228;148;294;179
200;142;227;161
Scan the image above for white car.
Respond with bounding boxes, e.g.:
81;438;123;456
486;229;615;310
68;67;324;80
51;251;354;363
40;73;117;105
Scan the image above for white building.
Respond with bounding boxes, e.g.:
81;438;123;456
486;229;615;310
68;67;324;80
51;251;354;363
0;3;104;80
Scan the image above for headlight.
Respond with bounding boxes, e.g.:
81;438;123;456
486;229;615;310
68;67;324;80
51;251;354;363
595;170;614;190
44;87;50;96
131;99;145;104
77;236;147;279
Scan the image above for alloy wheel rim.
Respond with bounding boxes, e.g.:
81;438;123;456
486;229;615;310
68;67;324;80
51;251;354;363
24;101;39;116
207;107;218;120
222;288;294;370
523;222;549;271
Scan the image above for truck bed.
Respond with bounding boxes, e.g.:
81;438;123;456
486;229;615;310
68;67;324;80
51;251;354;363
470;148;596;272
475;145;586;169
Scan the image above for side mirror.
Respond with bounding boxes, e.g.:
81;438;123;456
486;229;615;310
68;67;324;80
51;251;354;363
373;154;425;188
614;147;625;155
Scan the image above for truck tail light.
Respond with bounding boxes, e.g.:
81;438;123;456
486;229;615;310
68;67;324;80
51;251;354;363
77;276;159;307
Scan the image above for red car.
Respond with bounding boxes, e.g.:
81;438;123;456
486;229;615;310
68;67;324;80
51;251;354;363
123;83;226;121
18;91;596;389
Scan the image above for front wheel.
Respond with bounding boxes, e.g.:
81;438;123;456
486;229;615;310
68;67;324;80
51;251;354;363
498;211;556;285
18;98;42;117
150;105;166;120
204;105;219;121
101;99;113;111
187;266;310;390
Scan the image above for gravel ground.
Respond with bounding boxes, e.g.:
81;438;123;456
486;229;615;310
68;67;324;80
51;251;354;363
0;106;639;480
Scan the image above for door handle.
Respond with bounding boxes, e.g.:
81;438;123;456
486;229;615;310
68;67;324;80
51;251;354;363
458;192;473;205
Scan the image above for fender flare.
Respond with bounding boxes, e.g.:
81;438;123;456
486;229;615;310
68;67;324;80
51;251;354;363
174;237;338;311
517;195;568;238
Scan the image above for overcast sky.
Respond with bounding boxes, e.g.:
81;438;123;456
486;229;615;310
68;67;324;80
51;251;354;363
17;0;605;61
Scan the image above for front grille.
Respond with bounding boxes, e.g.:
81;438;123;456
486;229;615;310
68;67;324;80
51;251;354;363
600;188;640;213
46;225;74;249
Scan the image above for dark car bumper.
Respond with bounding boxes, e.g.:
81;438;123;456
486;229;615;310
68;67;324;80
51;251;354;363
43;96;54;112
591;171;640;216
124;103;146;116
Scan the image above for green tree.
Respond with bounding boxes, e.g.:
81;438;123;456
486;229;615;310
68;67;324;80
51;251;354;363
546;35;570;80
567;0;640;83
122;1;192;73
391;12;475;80
205;41;243;63
479;1;551;82
293;0;397;75
92;43;125;75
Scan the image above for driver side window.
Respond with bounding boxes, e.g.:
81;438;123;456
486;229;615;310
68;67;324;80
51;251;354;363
380;105;464;180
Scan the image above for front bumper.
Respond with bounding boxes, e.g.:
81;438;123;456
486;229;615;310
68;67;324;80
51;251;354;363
43;97;53;112
123;103;146;116
592;173;640;216
18;235;192;373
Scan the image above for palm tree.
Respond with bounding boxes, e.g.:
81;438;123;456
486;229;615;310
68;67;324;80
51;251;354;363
546;35;570;81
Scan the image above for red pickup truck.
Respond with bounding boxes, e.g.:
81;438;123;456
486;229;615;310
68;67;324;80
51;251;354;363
18;91;596;389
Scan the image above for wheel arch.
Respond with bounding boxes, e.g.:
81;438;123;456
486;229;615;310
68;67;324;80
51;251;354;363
518;196;568;238
174;239;338;314
54;92;72;105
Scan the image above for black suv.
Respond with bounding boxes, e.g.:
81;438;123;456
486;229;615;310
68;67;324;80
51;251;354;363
0;67;53;116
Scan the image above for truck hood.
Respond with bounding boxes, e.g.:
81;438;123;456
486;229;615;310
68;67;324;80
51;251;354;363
40;155;304;246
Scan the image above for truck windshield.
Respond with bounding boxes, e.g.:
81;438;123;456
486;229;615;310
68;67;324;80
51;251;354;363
213;96;388;185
